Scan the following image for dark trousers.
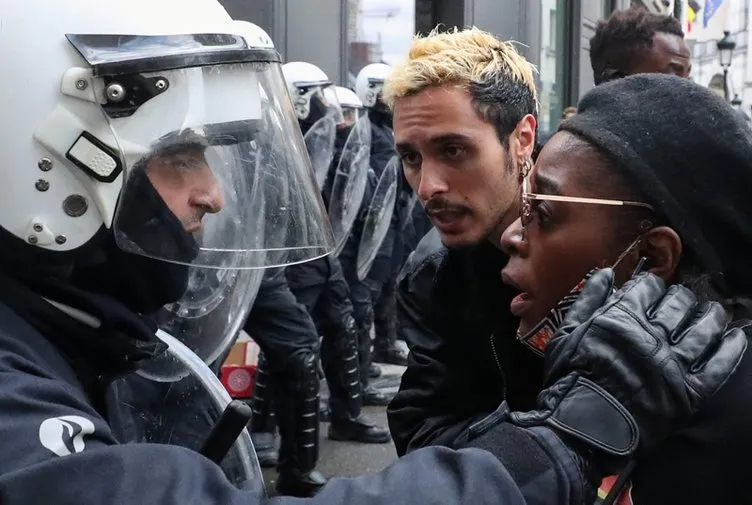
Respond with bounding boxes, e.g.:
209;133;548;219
366;229;404;351
244;269;320;475
339;253;374;388
286;257;363;422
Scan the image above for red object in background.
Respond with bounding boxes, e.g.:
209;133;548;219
220;339;260;399
221;365;256;398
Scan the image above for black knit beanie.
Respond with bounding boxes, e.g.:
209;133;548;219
559;73;752;297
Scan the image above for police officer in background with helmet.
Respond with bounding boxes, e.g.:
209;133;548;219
281;61;393;439
329;85;366;127
0;2;745;505
355;62;410;366
243;82;375;498
329;84;388;397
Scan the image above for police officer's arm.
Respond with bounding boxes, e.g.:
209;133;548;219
290;437;590;505
0;358;582;505
0;309;584;505
465;270;749;505
388;241;489;456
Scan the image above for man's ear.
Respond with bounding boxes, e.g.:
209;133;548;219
511;114;537;160
639;226;683;281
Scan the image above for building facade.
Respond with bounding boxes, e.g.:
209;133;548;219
682;0;751;116
221;0;636;132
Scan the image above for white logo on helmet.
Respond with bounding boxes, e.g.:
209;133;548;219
39;415;96;457
365;82;384;108
294;86;324;120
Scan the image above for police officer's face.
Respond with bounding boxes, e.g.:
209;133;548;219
341;108;358;128
394;86;535;248
145;148;225;233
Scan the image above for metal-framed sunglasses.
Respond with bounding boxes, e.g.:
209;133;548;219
519;175;655;227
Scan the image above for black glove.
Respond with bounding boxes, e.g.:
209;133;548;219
468;269;747;477
523;269;747;470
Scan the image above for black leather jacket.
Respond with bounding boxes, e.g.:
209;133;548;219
388;229;752;504
387;229;544;456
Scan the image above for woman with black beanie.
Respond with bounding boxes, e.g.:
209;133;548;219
500;72;752;504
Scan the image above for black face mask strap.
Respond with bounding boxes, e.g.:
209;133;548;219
299;94;330;134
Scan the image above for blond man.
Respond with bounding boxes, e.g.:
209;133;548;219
386;27;542;457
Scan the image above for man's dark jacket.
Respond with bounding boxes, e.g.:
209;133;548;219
388;228;544;456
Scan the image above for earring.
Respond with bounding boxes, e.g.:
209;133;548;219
518;157;532;184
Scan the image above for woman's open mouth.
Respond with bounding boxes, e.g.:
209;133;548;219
501;271;534;317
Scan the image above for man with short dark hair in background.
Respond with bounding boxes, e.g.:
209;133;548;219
589;5;691;84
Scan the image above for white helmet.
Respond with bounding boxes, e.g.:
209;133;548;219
0;1;333;266
355;63;392;108
332;86;366;126
332;86;363;109
282;61;343;123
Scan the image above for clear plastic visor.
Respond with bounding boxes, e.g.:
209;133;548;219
317;84;344;124
106;61;335;270
329;115;371;253
341;105;367;128
303;116;337;188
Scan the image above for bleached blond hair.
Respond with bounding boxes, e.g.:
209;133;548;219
384;27;538;142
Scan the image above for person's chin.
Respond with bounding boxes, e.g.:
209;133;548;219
515;307;552;337
435;221;485;249
438;230;482;249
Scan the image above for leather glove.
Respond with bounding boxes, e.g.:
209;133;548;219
470;268;747;477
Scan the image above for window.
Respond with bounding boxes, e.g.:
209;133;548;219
346;0;415;88
729;2;749;33
538;0;566;134
548;8;557;48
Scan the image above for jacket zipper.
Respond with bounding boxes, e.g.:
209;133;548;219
466;335;511;439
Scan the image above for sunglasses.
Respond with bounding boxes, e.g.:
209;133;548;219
520;175;655;227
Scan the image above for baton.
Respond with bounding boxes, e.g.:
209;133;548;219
199;400;254;464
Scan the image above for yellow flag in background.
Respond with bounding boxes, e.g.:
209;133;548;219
685;0;730;41
686;0;700;32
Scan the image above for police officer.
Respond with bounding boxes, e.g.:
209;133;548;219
247;90;384;489
0;3;745;505
355;63;410;366
281;62;392;441
329;85;387;397
243;269;328;497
